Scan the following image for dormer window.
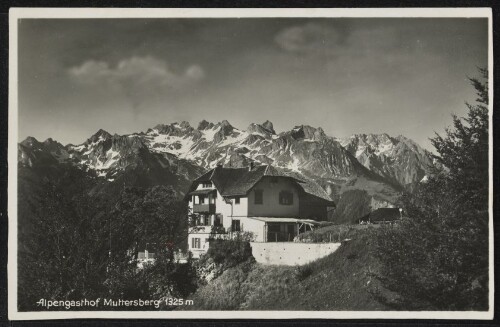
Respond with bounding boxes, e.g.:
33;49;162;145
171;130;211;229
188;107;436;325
279;191;293;205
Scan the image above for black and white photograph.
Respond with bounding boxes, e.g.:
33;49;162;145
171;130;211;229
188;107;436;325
7;8;493;320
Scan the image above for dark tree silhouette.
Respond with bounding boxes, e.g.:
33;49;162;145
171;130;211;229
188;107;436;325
376;69;489;310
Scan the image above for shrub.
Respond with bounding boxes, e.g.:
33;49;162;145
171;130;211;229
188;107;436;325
205;236;254;269
294;264;313;281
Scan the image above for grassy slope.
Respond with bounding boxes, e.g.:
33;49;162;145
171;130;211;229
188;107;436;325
182;227;394;311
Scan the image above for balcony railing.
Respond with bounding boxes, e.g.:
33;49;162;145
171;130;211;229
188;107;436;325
193;203;215;214
189;225;225;234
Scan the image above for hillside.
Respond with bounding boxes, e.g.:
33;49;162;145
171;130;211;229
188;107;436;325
181;226;396;311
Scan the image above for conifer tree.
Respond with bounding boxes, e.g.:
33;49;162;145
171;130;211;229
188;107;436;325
376;69;489;310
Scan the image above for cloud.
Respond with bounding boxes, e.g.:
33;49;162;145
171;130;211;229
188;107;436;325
68;56;205;108
275;22;398;58
275;23;342;55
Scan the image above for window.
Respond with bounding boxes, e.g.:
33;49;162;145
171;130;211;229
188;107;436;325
199;195;205;204
191;238;201;249
235;197;240;204
254;190;263;204
202;182;212;188
201;215;211;226
279;191;294;205
231;220;241;232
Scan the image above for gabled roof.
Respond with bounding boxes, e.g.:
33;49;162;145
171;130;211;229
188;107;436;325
212;167;250;195
187;164;335;205
188;189;217;196
193;170;214;182
219;165;297;196
296;179;334;204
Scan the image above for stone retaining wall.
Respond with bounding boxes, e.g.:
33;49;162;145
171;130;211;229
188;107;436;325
250;242;341;266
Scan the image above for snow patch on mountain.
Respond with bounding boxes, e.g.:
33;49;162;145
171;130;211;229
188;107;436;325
340;133;433;186
201;126;221;142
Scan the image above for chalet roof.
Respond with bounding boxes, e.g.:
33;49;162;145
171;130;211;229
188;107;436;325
360;208;401;222
296;179;334;204
188;189;217;196
188;164;335;204
212;167;251;195
220;165;298;196
193;170;214;182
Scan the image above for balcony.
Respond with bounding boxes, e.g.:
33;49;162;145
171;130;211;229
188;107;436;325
193;203;215;214
189;225;226;234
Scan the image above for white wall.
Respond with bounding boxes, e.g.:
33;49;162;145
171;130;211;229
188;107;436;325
214;190;249;230
188;233;211;259
214;190;232;229
248;177;300;217
250;242;341;266
231;196;248;217
240;217;266;242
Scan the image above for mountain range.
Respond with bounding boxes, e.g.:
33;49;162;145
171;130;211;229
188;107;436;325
18;120;435;219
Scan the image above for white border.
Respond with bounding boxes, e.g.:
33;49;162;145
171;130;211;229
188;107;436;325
8;7;494;321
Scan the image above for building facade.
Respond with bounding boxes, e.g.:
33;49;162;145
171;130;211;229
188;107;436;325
185;164;335;258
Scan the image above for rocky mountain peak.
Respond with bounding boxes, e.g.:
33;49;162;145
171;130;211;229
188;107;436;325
213;120;235;143
88;129;112;144
262;120;275;134
20;136;41;148
220;120;230;126
291;125;326;141
246;123;273;138
179;121;191;129
152;122;194;136
197;120;215;130
42;138;65;152
216;119;234;135
339;132;433;187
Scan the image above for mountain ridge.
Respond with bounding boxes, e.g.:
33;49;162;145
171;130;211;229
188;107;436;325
18;120;435;210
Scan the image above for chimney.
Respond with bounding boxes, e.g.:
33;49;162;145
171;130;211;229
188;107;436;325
249;161;254;171
216;163;223;168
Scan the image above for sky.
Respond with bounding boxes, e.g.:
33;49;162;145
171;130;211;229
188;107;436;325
18;18;488;150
